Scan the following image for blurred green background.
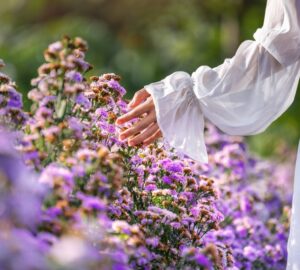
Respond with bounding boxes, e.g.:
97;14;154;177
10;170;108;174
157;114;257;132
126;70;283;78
1;0;299;157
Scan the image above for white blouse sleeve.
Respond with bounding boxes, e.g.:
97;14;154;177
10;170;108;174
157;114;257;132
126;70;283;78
144;0;300;163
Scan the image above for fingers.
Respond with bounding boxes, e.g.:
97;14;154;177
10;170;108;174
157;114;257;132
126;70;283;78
143;129;163;146
115;87;162;147
116;97;154;125
128;88;150;108
119;110;156;140
128;122;159;146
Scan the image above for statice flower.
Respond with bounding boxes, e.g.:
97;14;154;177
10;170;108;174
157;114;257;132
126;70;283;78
0;60;27;128
20;37;229;269
201;123;294;269
0;129;49;270
110;144;230;268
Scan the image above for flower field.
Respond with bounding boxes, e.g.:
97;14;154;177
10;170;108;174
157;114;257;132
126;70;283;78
0;37;295;270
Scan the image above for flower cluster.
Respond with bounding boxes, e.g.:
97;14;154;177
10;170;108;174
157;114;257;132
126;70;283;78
0;59;27;128
0;129;47;269
110;144;231;269
198;123;294;269
7;36;227;269
0;37;295;270
0;129;131;270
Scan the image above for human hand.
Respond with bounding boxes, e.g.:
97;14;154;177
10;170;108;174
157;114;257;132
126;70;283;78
115;88;162;147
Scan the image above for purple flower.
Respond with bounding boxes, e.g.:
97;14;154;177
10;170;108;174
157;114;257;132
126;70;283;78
167;163;183;173
68;117;84;138
162;175;172;185
48;41;63;53
240;197;252;213
65;71;83;83
95;108;108;119
148;206;177;220
39;164;74;190
40;95;56;106
7;89;23;108
190;207;200;218
107;123;116;133
243;245;259;262
75;93;91;110
35;106;53;121
170;222;181;229
108;80;126;96
0;130;46;226
44;207;63;219
130;155;143;165
145;237;159;248
77;193;106;212
75;58;91;72
145;184;157;191
27;86;41;104
0;229;48;270
194;253;212;267
235;225;247;238
41;126;60;138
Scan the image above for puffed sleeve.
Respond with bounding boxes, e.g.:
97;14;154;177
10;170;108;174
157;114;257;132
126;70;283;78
144;0;300;163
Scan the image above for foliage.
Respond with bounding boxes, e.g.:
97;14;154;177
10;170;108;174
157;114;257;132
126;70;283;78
0;0;299;155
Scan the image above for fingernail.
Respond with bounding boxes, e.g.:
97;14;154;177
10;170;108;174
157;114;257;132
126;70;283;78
128;100;134;107
129;142;134;146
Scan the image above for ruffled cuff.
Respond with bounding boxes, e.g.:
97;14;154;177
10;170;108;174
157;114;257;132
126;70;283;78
144;71;208;163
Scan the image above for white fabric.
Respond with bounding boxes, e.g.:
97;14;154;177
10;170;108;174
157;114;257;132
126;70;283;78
143;0;300;268
145;0;300;163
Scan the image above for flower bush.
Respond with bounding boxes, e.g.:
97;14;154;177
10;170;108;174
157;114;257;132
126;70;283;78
200;124;293;270
0;37;294;270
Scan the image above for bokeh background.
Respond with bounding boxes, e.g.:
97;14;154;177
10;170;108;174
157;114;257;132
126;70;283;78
1;0;299;158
